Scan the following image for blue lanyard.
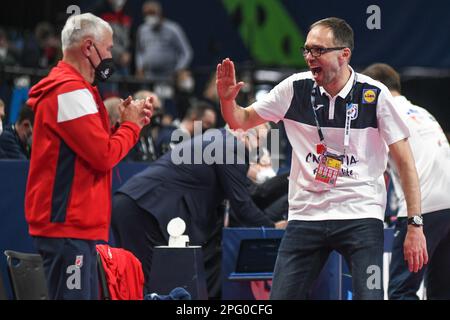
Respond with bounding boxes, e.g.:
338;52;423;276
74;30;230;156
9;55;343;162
310;83;324;142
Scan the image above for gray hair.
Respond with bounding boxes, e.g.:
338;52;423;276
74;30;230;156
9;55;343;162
61;13;113;51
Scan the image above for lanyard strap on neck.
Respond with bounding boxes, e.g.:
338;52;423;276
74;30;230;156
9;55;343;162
310;73;358;150
310;83;324;142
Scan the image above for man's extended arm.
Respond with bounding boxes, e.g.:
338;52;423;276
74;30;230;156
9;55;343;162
216;58;266;130
389;138;428;272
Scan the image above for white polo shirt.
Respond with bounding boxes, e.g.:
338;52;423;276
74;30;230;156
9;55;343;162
251;67;410;221
389;95;450;217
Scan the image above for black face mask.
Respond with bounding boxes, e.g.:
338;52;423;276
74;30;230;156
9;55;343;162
87;44;115;83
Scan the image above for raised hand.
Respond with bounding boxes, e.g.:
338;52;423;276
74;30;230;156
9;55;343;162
216;58;245;103
119;96;132;115
121;97;154;129
142;96;154;126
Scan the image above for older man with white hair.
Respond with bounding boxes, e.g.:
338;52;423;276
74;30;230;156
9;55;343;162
25;13;153;300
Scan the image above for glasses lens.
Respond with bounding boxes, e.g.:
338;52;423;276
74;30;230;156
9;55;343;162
302;47;322;57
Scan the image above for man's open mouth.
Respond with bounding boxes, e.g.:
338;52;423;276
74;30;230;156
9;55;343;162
310;67;322;76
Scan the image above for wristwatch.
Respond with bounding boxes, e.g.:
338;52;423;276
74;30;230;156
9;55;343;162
407;215;424;227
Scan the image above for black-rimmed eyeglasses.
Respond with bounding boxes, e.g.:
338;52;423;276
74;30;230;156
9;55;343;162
301;46;346;58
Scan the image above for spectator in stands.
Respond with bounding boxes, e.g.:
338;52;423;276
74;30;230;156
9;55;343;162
104;93;162;162
20;22;61;69
36;22;61;68
203;70;225;127
0;28;18;66
363;63;450;300
155;102;216;156
0;99;5;136
126;90;163;162
174;69;196;119
246;123;276;185
133;90;162;121
25;13;153;300
135;1;193;83
111;124;287;298
92;0;132;75
0;105;34;159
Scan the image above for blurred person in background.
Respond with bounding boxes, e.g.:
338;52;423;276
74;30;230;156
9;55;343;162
203;70;225;127
173;69;196;120
126;90;163;162
135;1;193;83
363;63;450;300
0;28;18;66
92;0;132;76
20;22;61;69
0;99;5;136
104;91;163;162
230;122;290;226
0;105;34;159
155;102;216;156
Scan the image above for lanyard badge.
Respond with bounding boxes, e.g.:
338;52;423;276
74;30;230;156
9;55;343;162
310;76;357;188
315;148;343;187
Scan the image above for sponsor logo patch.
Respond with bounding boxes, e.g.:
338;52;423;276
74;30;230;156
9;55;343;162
363;89;377;104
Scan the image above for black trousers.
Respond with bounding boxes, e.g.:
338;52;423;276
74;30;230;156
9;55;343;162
111;192;222;298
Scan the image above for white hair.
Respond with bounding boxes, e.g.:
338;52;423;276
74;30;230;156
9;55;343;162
61;13;113;51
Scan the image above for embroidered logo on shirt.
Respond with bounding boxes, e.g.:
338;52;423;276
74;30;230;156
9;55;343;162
346;103;359;120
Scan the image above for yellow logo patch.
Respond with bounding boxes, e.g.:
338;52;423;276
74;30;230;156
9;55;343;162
363;89;377;104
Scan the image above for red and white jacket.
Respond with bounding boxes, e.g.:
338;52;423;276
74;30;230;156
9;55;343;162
25;61;140;241
96;244;144;300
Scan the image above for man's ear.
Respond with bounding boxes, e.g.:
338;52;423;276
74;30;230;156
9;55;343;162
81;38;93;57
341;48;352;62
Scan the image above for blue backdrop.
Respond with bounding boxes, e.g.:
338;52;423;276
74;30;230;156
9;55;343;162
5;0;446;69
135;0;450;69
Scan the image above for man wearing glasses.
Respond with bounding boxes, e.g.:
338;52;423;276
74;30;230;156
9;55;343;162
216;17;427;299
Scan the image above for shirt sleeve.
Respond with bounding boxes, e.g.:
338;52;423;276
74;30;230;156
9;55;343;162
53;86;140;172
377;86;410;145
250;75;296;123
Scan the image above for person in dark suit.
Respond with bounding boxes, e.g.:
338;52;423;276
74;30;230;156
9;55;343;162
0;106;34;159
111;125;286;298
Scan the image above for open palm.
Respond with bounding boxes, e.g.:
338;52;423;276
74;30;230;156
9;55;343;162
216;58;244;102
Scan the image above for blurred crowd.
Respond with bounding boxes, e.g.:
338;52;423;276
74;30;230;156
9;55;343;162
0;0;292;170
0;0;279;164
